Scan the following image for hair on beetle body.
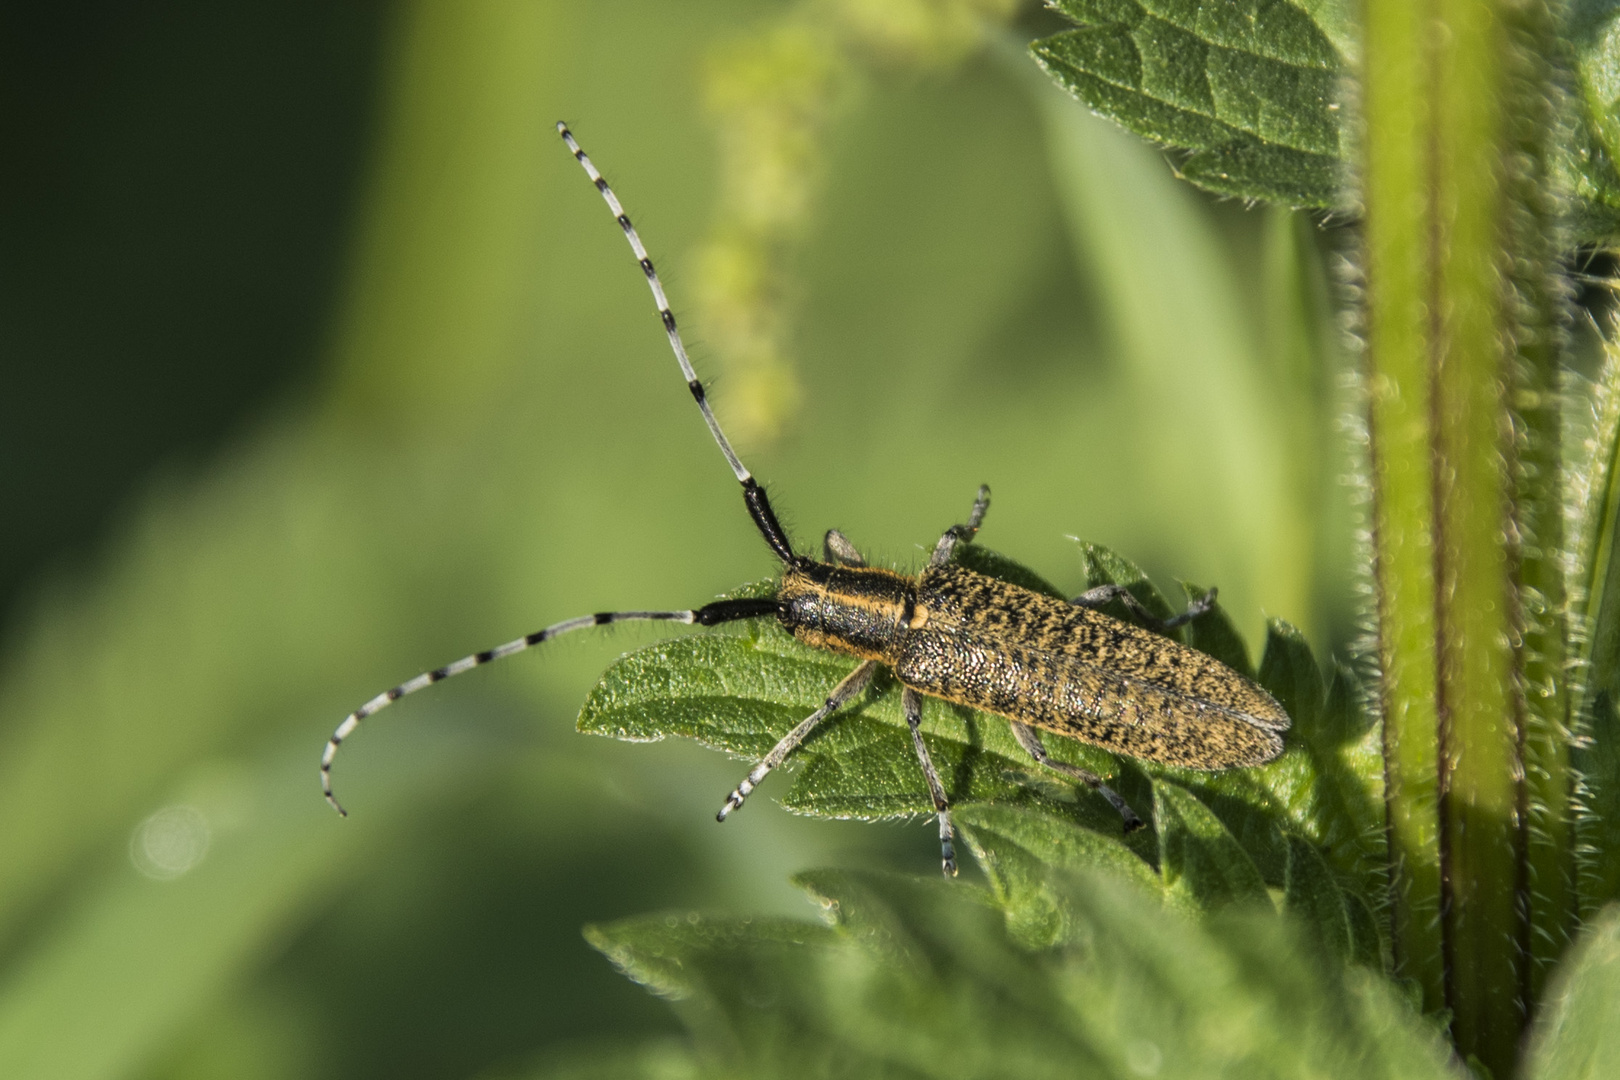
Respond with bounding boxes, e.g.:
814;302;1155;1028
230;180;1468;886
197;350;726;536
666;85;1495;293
320;122;1291;877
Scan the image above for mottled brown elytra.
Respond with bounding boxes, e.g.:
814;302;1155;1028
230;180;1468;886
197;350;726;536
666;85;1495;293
320;122;1291;876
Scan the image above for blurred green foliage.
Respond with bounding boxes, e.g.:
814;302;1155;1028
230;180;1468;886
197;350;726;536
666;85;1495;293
1524;905;1620;1080
578;867;1460;1080
0;1;1367;1078
0;1;389;621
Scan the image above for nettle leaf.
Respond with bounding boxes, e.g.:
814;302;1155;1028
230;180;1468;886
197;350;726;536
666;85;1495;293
954;802;1158;947
1032;0;1620;239
1179;580;1254;677
1524;905;1620;1080
583;867;1461;1080
520;1040;703;1080
1571;2;1620;154
1032;0;1347;206
957;785;1380;972
1075;540;1179;627
798;870;1134;1079
1558;0;1620;236
583;914;859;1076
1564;110;1620;240
1154;778;1271;910
1344;888;1387;971
1284;832;1353;962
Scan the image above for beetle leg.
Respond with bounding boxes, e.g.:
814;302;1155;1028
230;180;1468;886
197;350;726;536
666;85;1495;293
1071;583;1217;635
928;484;991;567
903;687;958;877
1009;721;1144;833
718;660;878;821
823;529;868;567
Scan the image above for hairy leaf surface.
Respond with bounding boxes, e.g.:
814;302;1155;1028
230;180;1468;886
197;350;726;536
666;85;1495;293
579;867;1459;1080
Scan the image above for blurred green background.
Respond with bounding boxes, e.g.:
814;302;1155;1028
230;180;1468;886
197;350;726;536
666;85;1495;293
0;2;1350;1078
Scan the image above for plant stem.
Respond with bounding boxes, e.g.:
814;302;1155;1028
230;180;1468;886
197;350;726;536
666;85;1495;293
1363;0;1569;1071
1575;345;1620;921
1364;0;1449;1025
1502;0;1574;1006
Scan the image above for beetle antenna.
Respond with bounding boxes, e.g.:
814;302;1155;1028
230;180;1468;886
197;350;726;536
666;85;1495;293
322;597;777;815
557;122;796;564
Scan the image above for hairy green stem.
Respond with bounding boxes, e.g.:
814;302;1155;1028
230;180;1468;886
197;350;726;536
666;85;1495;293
1503;0;1574;1007
1364;0;1448;1025
1364;0;1570;1070
1576;341;1620;922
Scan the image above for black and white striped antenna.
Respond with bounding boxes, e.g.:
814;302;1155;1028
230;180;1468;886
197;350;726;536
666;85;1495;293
319;123;792;815
557;122;795;564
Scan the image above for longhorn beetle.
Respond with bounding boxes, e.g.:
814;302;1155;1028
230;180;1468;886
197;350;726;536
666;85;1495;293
320;122;1291;876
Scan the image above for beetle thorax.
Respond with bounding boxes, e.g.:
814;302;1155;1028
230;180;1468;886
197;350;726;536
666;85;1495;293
777;562;919;661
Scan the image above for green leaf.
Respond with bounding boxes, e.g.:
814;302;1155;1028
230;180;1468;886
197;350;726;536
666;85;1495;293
793;868;1008;971
1562;110;1620;240
1049;870;1459;1078
517;1039;704;1080
1257;624;1385;883
1179;581;1254;677
1075;540;1179;629
587;867;1462;1080
1289;0;1359;62
1524;905;1620;1080
1032;0;1347;206
954;802;1158;947
576;629;858;759
1283;832;1352;962
1343;888;1388;971
586;869;1119;1079
1178;137;1345;204
794;868;1123;1078
1153;779;1270;911
1569;2;1620;167
584;913;852;1075
585;912;838;1005
1258;616;1325;730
